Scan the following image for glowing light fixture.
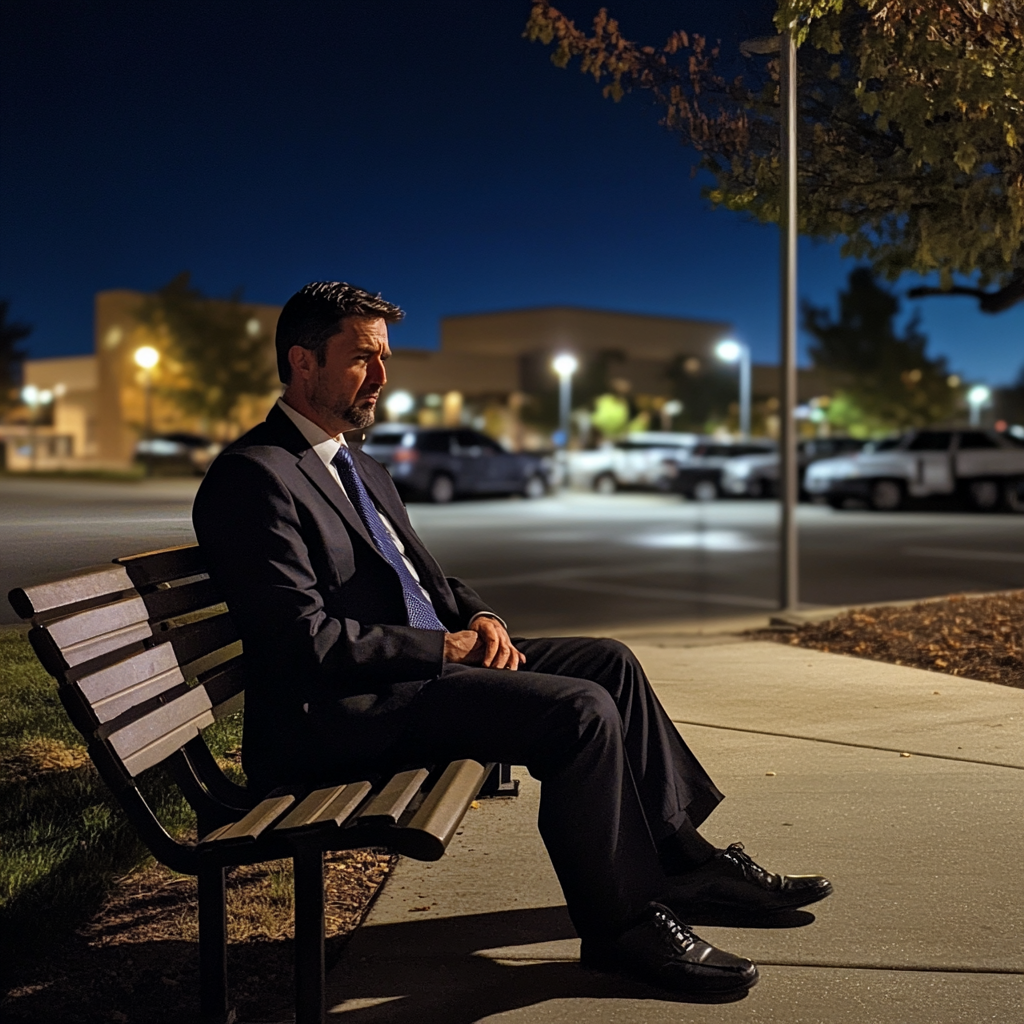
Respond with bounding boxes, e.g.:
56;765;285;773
134;345;160;370
385;390;415;418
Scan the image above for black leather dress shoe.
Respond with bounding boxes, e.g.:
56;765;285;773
580;902;758;996
667;843;833;913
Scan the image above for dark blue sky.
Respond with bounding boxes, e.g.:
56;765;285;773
2;0;1020;385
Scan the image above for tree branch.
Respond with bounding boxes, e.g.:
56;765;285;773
907;270;1024;314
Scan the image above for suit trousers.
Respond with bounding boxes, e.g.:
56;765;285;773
390;636;724;941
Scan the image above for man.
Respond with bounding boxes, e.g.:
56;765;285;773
193;281;832;999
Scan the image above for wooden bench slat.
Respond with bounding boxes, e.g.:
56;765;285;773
8;565;133;619
116;545;208;588
142;578;223;623
159;613;239;669
402;760;488;861
275;781;374;834
107;685;214;776
76;643;185;724
200;794;296;848
44;595;151;653
201;659;247;720
355;769;429;826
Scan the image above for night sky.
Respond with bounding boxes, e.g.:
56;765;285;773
2;0;1021;386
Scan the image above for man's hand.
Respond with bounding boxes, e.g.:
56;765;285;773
443;616;526;670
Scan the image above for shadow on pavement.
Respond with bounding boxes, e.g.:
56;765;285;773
329;904;814;1022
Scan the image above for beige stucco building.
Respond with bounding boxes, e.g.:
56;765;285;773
6;292;833;468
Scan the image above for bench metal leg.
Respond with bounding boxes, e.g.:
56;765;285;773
198;864;234;1023
294;846;326;1024
479;762;520;798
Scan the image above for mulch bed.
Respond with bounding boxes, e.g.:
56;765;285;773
757;591;1024;689
2;850;395;1023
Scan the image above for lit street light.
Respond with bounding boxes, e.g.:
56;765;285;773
552;353;578;451
20;384;53;471
384;390;415;420
134;346;160;466
715;339;751;439
967;385;991;427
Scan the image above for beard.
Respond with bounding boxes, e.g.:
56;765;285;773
342;400;377;430
308;378;378;430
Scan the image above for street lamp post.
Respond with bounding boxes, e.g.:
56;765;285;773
552;353;578;450
134;346;160;473
741;26;800;612
967;385;991;427
715;339;751;438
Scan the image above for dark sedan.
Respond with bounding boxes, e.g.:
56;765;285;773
361;426;549;502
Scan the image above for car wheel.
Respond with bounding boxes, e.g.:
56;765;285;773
522;474;546;499
693;479;718;502
594;473;617;495
747;478;764;498
428;473;455;504
869;479;903;511
968;478;1000;511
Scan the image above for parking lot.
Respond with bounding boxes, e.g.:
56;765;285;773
2;477;1021;632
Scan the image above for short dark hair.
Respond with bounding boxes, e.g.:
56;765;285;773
275;281;404;383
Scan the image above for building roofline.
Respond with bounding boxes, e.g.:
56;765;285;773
441;305;731;330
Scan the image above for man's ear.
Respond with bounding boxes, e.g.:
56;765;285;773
287;345;315;382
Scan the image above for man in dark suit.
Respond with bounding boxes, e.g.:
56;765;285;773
193;281;831;998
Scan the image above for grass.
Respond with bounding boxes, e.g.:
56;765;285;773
0;627;244;982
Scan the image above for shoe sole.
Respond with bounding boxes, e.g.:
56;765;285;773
580;956;759;999
683;880;833;914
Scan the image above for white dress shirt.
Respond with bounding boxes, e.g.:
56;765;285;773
276;398;500;630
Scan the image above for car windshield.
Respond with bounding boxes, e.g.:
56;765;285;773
367;431;415;447
861;438;902;453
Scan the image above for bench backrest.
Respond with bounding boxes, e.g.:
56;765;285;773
8;545;251;869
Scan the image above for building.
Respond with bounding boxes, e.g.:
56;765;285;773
6;291;833;468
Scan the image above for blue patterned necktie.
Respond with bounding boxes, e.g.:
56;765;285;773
331;445;446;632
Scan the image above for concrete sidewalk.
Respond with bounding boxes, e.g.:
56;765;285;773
325;638;1024;1023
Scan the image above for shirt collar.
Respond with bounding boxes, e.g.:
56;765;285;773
276;397;347;470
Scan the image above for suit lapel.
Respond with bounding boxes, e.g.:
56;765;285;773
295;449;379;551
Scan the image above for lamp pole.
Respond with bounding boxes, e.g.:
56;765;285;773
715;339;751;439
967;385;991;427
552;353;578;450
779;27;799;612
134;346;160;473
741;27;799;610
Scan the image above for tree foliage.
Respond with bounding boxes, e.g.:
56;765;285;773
525;1;1024;312
803;267;958;431
135;273;276;434
0;300;31;415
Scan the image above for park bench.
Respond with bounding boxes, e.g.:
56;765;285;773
8;543;518;1024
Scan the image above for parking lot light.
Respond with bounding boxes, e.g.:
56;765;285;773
967;385;991;427
552;354;578;451
715;339;751;439
385;390;415;420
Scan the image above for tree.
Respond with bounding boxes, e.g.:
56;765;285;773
525;1;1024;312
0;300;31;415
135;272;276;436
803;267;958;431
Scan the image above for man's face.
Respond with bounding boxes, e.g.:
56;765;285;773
293;317;390;434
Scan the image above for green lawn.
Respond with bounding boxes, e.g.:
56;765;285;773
0;627;243;978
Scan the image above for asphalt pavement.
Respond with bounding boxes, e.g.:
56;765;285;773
2;476;1022;629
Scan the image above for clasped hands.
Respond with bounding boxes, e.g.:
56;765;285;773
443;615;525;671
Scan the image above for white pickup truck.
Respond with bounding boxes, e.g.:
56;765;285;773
564;432;701;493
804;428;1024;511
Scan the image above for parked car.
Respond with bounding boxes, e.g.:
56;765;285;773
361;426;549;502
564;432;701;493
664;440;777;500
134;432;222;475
804;428;1024;511
721;437;865;498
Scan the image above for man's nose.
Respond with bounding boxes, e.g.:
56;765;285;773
371;355;387;387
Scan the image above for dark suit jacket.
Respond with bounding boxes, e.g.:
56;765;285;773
192;405;496;788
